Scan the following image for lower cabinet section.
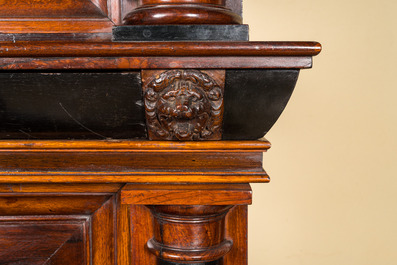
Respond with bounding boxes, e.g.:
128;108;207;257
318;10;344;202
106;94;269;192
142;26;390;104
0;184;250;265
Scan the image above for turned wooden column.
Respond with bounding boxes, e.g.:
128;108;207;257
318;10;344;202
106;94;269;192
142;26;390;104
123;0;242;25
147;205;233;265
121;183;254;265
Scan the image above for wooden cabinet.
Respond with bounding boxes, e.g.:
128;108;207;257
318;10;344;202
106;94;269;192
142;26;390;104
0;0;320;264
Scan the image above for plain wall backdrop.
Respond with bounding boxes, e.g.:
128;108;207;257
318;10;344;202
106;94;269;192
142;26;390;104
244;0;397;264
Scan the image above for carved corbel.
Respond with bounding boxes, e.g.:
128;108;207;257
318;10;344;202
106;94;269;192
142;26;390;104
142;70;225;141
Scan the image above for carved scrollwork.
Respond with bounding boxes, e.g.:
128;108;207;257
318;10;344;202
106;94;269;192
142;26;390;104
143;70;224;141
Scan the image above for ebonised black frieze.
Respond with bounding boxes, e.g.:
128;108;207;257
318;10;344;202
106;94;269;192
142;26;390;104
0;70;298;140
223;70;299;140
0;72;146;139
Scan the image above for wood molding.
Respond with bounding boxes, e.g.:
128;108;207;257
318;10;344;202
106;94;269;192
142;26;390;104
0;41;322;57
0;140;270;151
0;140;270;184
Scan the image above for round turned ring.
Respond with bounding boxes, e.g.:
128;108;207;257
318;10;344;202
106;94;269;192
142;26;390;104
123;0;242;25
146;205;234;263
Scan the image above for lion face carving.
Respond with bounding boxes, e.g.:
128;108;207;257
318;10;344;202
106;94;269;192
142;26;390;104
144;70;224;141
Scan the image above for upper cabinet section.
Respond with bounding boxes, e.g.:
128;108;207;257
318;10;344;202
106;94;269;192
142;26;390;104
0;0;120;34
0;0;243;34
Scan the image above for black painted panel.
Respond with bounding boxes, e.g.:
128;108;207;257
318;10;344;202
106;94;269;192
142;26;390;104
113;25;249;42
0;72;146;139
223;70;299;140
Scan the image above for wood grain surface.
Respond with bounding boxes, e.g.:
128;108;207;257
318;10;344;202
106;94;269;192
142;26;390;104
121;184;252;205
147;205;233;263
0;41;321;57
0;216;87;265
0;140;269;183
224;205;248;265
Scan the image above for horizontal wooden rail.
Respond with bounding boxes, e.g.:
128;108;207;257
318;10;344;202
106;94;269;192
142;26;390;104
0;41;321;57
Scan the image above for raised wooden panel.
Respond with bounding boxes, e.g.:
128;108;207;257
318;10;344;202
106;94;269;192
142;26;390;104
0;216;88;265
0;194;116;264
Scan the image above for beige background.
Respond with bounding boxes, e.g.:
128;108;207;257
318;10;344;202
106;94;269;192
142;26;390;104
244;0;397;264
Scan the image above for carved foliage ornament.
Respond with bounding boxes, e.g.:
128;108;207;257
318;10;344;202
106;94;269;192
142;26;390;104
144;70;224;141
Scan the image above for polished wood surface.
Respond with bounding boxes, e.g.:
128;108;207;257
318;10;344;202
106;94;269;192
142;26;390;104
0;41;321;57
123;0;242;25
0;192;116;264
0;41;320;70
0;140;271;150
129;205;156;265
117;195;134;265
0;216;87;265
0;0;321;263
0;140;269;183
0;183;253;264
224;205;248;265
147;205;234;263
121;184;252;205
121;184;252;264
0;183;122;193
